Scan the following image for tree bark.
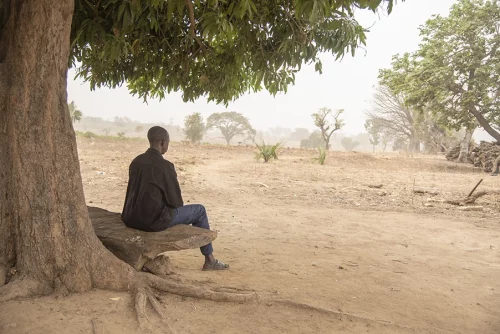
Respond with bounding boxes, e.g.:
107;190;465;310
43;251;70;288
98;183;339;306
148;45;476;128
409;133;420;153
469;106;500;143
0;0;134;294
457;128;474;163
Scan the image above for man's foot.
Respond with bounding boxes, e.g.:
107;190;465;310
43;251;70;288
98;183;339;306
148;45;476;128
491;172;498;176
202;259;229;271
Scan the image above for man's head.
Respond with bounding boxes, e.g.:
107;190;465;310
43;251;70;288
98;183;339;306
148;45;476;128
147;126;170;154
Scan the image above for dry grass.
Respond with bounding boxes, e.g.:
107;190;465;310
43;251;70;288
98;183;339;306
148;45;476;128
77;137;500;218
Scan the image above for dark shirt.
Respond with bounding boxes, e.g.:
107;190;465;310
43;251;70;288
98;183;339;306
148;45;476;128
121;148;183;232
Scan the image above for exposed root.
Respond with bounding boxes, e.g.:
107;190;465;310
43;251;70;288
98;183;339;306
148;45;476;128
133;273;256;332
267;299;452;332
0;277;50;302
212;286;257;293
91;318;104;334
145;273;258;303
135;287;150;330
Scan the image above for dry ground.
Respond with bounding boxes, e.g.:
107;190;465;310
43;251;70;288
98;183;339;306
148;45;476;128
1;137;499;334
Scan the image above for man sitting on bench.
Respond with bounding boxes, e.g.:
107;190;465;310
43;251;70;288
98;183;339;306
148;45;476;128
121;126;229;271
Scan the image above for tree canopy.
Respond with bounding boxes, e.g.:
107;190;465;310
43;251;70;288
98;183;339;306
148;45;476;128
184;112;206;143
68;101;83;123
379;0;500;142
59;0;402;104
312;107;344;150
207;111;255;145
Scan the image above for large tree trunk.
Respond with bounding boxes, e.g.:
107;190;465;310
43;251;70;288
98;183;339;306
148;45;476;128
0;0;134;295
469;106;500;143
409;133;420;153
457;128;474;163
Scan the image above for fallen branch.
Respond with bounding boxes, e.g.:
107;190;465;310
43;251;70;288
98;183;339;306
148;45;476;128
467;179;483;197
464;191;490;204
445;190;498;206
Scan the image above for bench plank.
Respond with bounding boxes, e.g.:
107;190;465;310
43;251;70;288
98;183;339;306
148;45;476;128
88;206;217;270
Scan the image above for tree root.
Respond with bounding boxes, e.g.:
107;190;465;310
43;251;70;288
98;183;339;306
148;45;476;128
135;286;177;334
0;277;51;303
132;272;257;332
267;299;462;333
144;273;257;303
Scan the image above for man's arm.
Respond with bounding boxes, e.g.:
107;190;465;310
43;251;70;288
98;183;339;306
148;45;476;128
164;162;184;208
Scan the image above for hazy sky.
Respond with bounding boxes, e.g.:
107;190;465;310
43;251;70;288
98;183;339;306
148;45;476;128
68;0;487;138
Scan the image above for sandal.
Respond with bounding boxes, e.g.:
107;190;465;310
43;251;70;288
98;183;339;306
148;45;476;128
202;259;229;271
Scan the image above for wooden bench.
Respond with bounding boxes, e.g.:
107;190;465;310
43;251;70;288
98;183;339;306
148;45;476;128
88;206;217;272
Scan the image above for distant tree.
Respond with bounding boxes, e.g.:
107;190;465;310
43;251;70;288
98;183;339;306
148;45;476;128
184;113;206;143
341;137;360;152
113;116;132;127
117;131;126;138
68;101;82;123
101;128;111;136
290;128;310;141
300;130;326;149
392;136;408;152
312;107;344;150
364;119;380;153
416;112;460;153
366;86;421;152
135;125;144;133
207;112;255;145
269;127;292;139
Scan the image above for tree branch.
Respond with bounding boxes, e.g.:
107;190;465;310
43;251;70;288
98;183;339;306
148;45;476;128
185;0;205;50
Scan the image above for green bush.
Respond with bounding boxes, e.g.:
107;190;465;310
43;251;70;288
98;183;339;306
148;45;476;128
255;142;280;163
83;131;96;139
315;146;327;165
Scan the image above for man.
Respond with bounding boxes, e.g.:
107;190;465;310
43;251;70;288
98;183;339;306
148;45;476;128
121;126;229;270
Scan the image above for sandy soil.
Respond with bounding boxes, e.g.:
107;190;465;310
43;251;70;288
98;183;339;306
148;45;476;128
1;137;499;334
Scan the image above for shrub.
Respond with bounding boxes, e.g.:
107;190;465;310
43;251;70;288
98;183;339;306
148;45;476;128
83;131;96;139
315;146;327;165
255;142;280;163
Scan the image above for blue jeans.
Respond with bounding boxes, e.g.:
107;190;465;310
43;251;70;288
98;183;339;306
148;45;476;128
169;204;213;256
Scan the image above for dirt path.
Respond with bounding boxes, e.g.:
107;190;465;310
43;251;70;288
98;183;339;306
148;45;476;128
1;140;499;333
174;152;500;333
